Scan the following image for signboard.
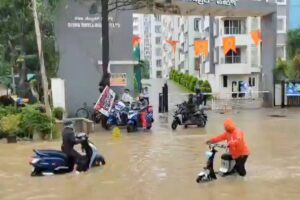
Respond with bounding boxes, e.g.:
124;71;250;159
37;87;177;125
191;0;239;6
94;86;116;116
286;82;300;96
110;73;127;86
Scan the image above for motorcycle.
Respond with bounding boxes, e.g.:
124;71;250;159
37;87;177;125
127;103;154;133
196;144;235;183
171;102;207;130
29;133;105;176
105;101;129;130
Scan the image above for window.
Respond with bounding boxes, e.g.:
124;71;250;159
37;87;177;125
194;18;201;31
156;71;162;78
156;59;162;67
252;78;255;87
276;0;286;5
155;48;162;56
276;45;286;60
225;48;241;64
155;37;161;44
133;17;139;23
133;26;138;32
224;20;245;35
277;16;286;33
155;25;161;33
223;76;228;88
155;15;161;21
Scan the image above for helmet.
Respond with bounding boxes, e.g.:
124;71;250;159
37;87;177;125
139;93;144;98
63;120;74;130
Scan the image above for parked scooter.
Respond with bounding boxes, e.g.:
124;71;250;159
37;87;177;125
171;102;207;130
127;103;154;133
29;133;105;176
105;101;129;130
196;144;235;183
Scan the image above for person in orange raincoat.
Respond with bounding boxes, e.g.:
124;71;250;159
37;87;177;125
206;118;250;176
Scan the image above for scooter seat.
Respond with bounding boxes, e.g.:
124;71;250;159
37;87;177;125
34;149;68;160
221;153;233;161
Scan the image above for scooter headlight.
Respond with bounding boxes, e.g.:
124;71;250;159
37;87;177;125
205;151;213;159
30;158;40;165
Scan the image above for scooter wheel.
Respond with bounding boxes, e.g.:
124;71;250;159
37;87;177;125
171;121;178;130
31;169;42;177
197;119;206;128
127;125;134;133
196;175;203;183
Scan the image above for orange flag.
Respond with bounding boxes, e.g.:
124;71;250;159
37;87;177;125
194;40;208;57
223;37;237;55
132;35;141;46
166;40;178;55
251;30;262;47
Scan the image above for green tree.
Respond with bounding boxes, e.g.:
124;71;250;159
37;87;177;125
287;28;300;59
0;0;59;99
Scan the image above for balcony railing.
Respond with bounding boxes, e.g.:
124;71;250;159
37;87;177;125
223;27;246;35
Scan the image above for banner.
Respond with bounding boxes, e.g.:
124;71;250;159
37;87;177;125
110;73;127;86
194;40;208;57
166;40;179;55
286;82;300;96
223;37;236;55
94;86;116;116
251;30;262;47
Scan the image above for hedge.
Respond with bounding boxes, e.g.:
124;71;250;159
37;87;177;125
169;69;212;94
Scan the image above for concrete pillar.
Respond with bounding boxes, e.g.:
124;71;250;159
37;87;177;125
209;16;215;74
261;12;277;107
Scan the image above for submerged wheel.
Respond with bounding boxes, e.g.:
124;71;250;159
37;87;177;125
196;175;204;183
171;120;178;130
197;118;206;128
101;115;108;129
31;169;42;177
127;125;134;133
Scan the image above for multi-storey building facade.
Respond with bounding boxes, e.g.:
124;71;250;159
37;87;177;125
133;0;289;99
133;14;163;79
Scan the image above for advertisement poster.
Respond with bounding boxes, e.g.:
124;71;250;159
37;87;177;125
110;73;127;86
94;86;116;116
286;82;300;96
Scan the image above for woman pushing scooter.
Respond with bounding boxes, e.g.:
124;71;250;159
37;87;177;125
206;118;250;176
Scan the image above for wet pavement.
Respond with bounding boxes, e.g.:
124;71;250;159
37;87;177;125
1;79;300;200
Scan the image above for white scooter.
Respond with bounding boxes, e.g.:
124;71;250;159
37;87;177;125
196;144;235;183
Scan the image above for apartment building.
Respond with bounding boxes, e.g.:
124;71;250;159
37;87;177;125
133;0;289;98
133;14;163;79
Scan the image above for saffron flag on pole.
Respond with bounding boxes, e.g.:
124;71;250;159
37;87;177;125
251;30;262;47
166;40;179;55
132;35;141;61
194;40;209;57
223;37;237;55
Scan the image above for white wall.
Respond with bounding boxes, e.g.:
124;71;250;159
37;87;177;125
51;78;66;111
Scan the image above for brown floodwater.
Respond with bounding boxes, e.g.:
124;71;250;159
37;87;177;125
1;108;300;200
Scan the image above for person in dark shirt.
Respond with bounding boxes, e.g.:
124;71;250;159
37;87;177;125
61;121;83;173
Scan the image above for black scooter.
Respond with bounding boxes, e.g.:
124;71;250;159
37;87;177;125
196;144;235;183
171;102;207;130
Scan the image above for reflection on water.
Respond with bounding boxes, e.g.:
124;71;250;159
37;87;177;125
1;109;300;200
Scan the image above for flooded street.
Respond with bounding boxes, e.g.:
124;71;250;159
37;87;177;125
1;80;300;199
1;108;300;200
